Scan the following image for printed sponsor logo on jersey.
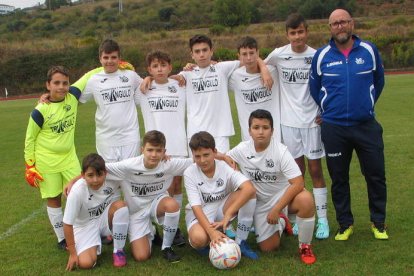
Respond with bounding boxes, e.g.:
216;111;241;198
265;159;274;168
88;194;93;200
88;199;111;219
241;77;249;82
242;87;272;103
245;169;277;182
246;155;255;159
327;152;342;157
148;97;179;110
119;75;129;82
355;58;365;65
304;56;313;64
284;56;293;60
131;181;164;196
101;78;108;83
101;88;132;103
197;182;204;186
202;191;226;203
281;69;310;83
191;77;219;92
327;60;343;67
49;115;76;134
168;86;177;93
63;104;71;112
216;178;224;187
103;187;113;195
134;172;144;176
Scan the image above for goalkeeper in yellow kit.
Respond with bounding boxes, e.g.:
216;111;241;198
24;66;81;250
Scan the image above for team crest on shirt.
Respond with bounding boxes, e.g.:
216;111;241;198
155;172;164;178
103;187;113;195
119;75;129;82
265;159;274;168
63;104;71;112
304;57;313;64
168;86;177;93
355;58;365;65
216;178;224;187
209;66;216;73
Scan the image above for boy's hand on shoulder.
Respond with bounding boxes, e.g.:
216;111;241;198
183;63;196;71
261;71;273;91
140;76;153;94
170;74;186;87
38;92;51;104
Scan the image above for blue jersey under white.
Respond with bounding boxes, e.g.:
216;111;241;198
310;35;385;126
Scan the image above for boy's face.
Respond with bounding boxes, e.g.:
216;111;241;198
238;47;259;70
249;118;273;148
192;147;216;175
286;23;308;53
100;51;120;73
46;73;69;102
142;143;166;169
147;58;172;83
191;42;213;68
82;167;106;190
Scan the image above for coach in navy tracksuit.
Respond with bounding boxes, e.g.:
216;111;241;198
310;9;388;241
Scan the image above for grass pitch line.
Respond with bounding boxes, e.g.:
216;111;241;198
0;205;45;241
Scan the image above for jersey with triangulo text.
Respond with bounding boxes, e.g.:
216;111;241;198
266;45;319;128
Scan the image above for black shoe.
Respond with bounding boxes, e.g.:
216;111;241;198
101;235;113;245
162;247;181;263
57;239;67;250
172;228;186;247
153;228;163;247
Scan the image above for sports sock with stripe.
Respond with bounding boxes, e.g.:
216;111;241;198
112;206;129;253
47;206;65;242
162;210;180;250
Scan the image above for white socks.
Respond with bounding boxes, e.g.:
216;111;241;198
112;206;129;253
162;210;180;250
313;187;328;220
173;194;183;209
297;215;315;246
47;206;65;242
235;198;256;244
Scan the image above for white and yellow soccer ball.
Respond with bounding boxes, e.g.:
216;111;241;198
209;238;241;269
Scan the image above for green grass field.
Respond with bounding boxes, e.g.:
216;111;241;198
0;74;413;275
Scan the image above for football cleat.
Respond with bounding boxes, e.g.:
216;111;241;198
196;246;210;256
292;223;299;236
335;225;353;241
57;239;67;250
279;213;293;236
371;223;389;240
113;249;127;267
162;247;181;263
152;227;163;247
299;243;316;265
225;224;236;239
315;218;330;239
239;240;259;260
172;228;186;247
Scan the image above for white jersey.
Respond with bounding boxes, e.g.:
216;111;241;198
265;45;318;128
180;61;239;137
63;178;121;227
226;138;301;202
79;69;143;147
140;79;187;157
184;160;248;208
106;156;193;214
229;65;281;141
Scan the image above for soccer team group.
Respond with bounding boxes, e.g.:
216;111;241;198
23;8;389;271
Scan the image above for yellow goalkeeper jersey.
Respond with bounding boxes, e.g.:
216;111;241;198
24;92;80;173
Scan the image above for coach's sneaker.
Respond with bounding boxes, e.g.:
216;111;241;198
113;249;127;267
315;218;330;239
225;224;236;239
335;225;353;241
292;223;299;236
299;243;316;265
371;223;389;240
57;239;67;250
162;247;181;263
239;240;259;260
173;228;186;247
279;213;293;236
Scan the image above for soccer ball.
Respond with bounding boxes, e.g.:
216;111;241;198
209;238;241;269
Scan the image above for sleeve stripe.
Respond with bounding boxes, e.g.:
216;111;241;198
31;109;44;128
69;86;81;100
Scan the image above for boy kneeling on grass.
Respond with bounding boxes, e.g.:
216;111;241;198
63;153;129;271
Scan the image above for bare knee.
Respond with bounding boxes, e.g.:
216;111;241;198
111;200;127;210
132;251;151;262
294;191;315;217
259;234;280;252
78;254;97;269
163;198;180;213
189;226;209;249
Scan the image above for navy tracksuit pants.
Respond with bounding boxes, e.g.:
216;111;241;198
321;119;387;226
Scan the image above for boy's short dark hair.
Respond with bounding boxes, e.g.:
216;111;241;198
82;153;106;174
189;34;213;50
47;66;69;83
237;36;259;52
143;130;166;148
189;131;215;151
146;51;171;67
99;39;121;56
285;13;308;32
248;109;274;129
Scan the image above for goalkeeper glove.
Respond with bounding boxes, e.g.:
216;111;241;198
118;60;135;71
25;163;43;188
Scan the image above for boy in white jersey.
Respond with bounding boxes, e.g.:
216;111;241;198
184;131;258;259
24;66;81;250
105;130;193;263
140;51;187;246
229;36;281;142
225;109;317;265
63;153;129;270
265;13;329;239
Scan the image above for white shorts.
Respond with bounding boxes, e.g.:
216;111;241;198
128;193;169;242
254;188;289;243
97;142;140;162
73;203;112;255
185;195;231;232
281;125;325;160
187;136;230;157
